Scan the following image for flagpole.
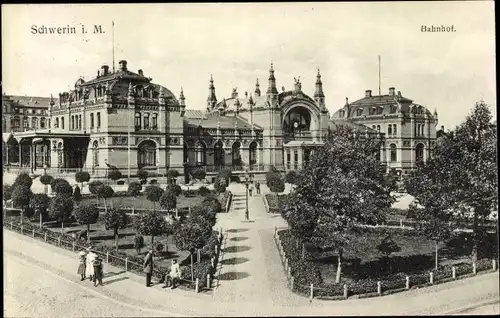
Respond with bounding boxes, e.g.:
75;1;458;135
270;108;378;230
378;55;381;96
112;21;115;73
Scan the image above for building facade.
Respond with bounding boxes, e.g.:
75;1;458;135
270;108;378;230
332;87;438;176
3;60;386;181
2;95;52;133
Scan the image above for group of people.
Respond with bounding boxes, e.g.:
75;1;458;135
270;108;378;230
77;247;104;287
248;180;261;196
143;249;182;289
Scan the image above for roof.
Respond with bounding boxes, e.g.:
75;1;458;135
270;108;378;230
329;119;379;134
11;128;89;140
184;112;263;130
184;109;206;119
3;95;55;108
214;94;269;113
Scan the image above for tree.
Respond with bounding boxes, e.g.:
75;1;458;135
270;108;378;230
145;185;164;211
190;167;206;182
198;186;211;197
12;185;33;224
285;127;394;283
134;235;145;254
377;233;401;273
51;178;73;196
3;184;13;206
174;217;212;281
73;185;82;203
39;174;54;194
284;170;299;185
135;211;169;246
49;194;74;233
137;168;149;184
29;193;50;228
13;172;33;189
108;168;122;183
75;171;90;188
128;181;142;197
97;185;114;213
214;177;227;195
266;171;285;197
190;205;217;227
104;208;131;251
202;195;222;215
166;169;180;184
217;167;232;185
405;101;497;263
159;190;177;210
74;203;100;242
88;181;104;204
166;184;182;197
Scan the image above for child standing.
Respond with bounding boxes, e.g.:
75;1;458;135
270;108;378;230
92;256;104;287
77;251;86;281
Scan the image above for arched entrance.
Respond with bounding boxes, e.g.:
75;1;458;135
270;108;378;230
137;140;157;169
415;143;424;163
214;140;225;169
249;141;258;168
231;141;242;168
195;140;207;165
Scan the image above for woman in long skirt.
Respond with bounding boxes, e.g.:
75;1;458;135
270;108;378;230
85;247;96;281
77;251;86;281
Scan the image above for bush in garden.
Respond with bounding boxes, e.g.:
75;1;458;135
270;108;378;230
75;171;90;188
266;172;285;196
201;231;220;258
108;168;122;182
159;190;177;210
135;211;170;246
73;203;100;242
190;205;217;227
97;185;114;212
377;233;401;274
11;185;33;223
198;186;210;197
51;178;73;196
285;170;299;185
3;184;14;204
29;193;50;228
137;168;149;184
49;194;74;231
127;181;142;197
202;195;222;214
166;184;182;197
180;261;213;288
166;169;180;184
73;185;82;202
145;185;164;211
89;181;104;198
39;174;54;194
13;172;33;189
134;235;145;254
214;177;227;194
155;241;165;253
104;208;131;251
190;167;206;181
217;167;232;184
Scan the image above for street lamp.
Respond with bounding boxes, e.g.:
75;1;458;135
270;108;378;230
244;167;250;221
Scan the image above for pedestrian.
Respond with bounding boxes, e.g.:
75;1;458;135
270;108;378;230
92;255;104;287
248;184;253;196
85;247;97;282
77;250;86;281
168;259;182;289
143;249;154;287
255;181;261;194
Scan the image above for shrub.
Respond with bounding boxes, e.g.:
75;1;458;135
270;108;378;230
13;173;33;189
166;169;180;182
137;168;149;183
348;279;379;296
180;261;213;288
73;185;82;202
3;184;14;202
128;181;142;197
190;167;206;181
159;190;177;210
134;235;145;254
39;174;54;187
167;184;182;197
97;185;114;211
155;241;165;253
183;189;197;197
73;203;100;240
135;211;170;246
198;186;210;197
145;185;164;210
150;179;158;184
267;172;285;195
202;195;222;214
285;170;299;185
108;168;122;182
104;208;131;251
49;194;74;223
88;181;104;196
476;258;494;272
217;168;232;183
455;263;473;277
408;273;429;287
12;185;33;209
201;231;220;258
75;171;90;187
51;178;73;196
214;177;227;194
219;191;231;212
190;205;217;227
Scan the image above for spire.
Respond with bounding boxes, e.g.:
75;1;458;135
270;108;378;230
128;82;134;97
207;74;217;111
314;68;325;98
179;87;185;106
49;94;55;106
234;98;241;114
248;94;254;111
255;78;261;97
266;62;278;95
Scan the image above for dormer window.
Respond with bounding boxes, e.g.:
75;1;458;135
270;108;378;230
376;106;383;115
356;108;363;116
390;104;397;113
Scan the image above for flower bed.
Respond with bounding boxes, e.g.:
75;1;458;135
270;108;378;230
275;229;497;300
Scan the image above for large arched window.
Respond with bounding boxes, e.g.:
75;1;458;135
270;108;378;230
393;124;397;136
249;141;257;165
283;106;312;136
415;143;424;162
390;144;397;162
231;141;241;166
183;142;189;164
143;113;150;129
135;113;141;130
92;140;99;168
195;141;206;165
97;112;101;128
137;140;156;168
214;140;225;167
61;117;65;129
11;116;20;128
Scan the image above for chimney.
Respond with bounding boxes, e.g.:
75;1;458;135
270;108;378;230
101;65;109;76
441;125;444;131
118;60;127;71
245;91;248;98
389;87;395;96
138;69;144;76
231;88;238;99
365;90;372;97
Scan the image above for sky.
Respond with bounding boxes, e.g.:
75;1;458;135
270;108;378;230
2;2;496;130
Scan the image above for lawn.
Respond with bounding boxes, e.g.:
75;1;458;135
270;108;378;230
81;194;205;210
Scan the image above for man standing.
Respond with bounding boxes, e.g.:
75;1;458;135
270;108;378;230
255;181;261;195
169;259;181;289
143;249;154;287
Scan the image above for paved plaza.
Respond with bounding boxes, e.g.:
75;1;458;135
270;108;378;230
3;182;499;316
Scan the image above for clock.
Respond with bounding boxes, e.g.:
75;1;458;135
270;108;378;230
293;122;299;128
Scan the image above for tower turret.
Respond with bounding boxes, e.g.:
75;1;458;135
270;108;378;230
207;74;217;112
266;62;279;107
314;68;326;110
255;78;261;97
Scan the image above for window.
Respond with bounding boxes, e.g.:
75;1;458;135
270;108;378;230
416;143;424;162
90;113;94;128
294;149;298;170
356;109;363;116
55;118;59;128
249;142;257;165
31;117;37;129
78;115;82;129
143;113;150;129
152;114;158;129
214;141;224;167
71;116;75;130
377;106;383;114
61;117;65;129
23;117;29;128
376;125;380;132
393;124;397;136
40;117;46;129
372;125;376;130
421;124;425;137
97;112;101;128
135;113;141;130
195;141;206;165
390;105;397;113
388;125;392;136
390;144;397;162
286;150;291;169
137;140;157;168
231;141;242;166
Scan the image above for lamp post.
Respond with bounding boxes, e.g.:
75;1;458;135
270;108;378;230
244;167;250;221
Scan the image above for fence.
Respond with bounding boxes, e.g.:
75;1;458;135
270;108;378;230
273;227;498;301
4;220;224;293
